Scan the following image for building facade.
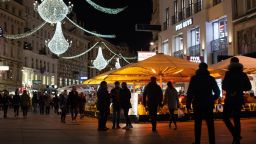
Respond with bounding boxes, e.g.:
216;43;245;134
0;0;24;91
158;0;233;64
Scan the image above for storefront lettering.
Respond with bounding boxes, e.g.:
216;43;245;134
175;18;193;31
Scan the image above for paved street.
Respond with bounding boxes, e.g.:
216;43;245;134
0;111;255;144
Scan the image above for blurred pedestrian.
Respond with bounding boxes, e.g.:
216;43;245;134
120;82;133;129
143;76;163;132
13;89;21;118
110;81;121;129
2;90;10;118
79;92;86;119
21;90;30;118
222;57;252;144
38;92;45;115
53;94;59;114
97;81;110;131
186;62;220;144
68;86;79;121
164;81;178;130
45;94;51;115
32;92;38;113
59;90;68;123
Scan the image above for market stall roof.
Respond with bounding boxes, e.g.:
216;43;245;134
211;56;256;75
84;53;199;84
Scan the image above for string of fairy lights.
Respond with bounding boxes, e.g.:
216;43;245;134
1;0;137;71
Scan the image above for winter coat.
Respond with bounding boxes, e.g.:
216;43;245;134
68;90;79;107
2;94;9;106
59;94;68;109
21;93;30;107
143;82;163;108
120;87;132;109
110;87;121;110
187;69;220;111
13;94;21;106
79;96;86;107
96;87;110;111
164;87;178;110
222;63;251;106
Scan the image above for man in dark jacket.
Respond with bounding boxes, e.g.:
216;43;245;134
68;86;79;121
187;62;220;144
222;57;251;144
2;90;10;118
110;81;121;129
143;76;163;132
13;89;21;118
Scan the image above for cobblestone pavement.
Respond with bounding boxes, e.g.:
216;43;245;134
0;110;255;144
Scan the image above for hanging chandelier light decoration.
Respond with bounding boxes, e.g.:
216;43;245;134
115;58;121;69
92;47;108;71
34;0;73;24
85;0;127;14
46;22;72;56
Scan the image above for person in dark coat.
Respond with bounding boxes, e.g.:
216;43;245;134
21;90;30;118
38;92;45;115
52;94;59;114
164;81;178;129
222;57;251;144
59;90;68;123
2;90;10;118
13;89;21;118
186;62;220;144
120;82;133;129
143;76;163;132
68;86;79;121
110;81;121;129
97;81;110;131
79;92;86;119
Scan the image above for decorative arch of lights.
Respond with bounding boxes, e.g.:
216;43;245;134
84;0;127;14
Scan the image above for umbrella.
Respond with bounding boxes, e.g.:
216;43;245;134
84;53;199;84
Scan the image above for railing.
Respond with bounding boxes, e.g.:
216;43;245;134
194;1;202;14
189;44;200;56
178;11;183;22
173;50;184;58
171;15;176;25
186;6;192;18
211;36;228;52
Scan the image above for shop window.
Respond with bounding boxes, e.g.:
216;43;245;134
211;17;228;52
238;25;256;55
162;40;169;54
189;27;200;56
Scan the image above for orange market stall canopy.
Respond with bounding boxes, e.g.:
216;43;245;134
211;56;256;76
83;53;199;84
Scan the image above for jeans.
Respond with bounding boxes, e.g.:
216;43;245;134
123;108;131;126
14;105;20;116
112;108;120;127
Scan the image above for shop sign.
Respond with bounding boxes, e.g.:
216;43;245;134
138;51;156;61
175;18;193;31
187;56;203;63
80;76;88;80
32;80;42;84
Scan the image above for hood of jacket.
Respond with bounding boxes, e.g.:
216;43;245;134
228;62;243;72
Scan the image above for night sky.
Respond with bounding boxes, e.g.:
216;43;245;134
69;0;153;52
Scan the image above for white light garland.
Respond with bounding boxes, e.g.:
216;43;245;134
85;0;127;14
34;0;73;24
92;47;108;71
115;58;121;69
3;22;47;39
0;0;10;2
46;22;72;56
66;17;116;38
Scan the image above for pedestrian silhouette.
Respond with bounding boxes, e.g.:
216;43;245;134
110;81;121;129
222;57;251;144
187;62;220;144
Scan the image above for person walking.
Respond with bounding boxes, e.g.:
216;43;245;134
38;92;45;115
186;62;220;144
20;90;30;118
59;90;68;123
120;82;133;129
143;76;163;132
13;89;21;118
2;90;10;118
110;81;121;129
45;94;51;115
97;81;110;131
52;94;59;114
222;57;251;144
164;81;178;130
79;92;86;119
32;92;38;113
68;86;79;121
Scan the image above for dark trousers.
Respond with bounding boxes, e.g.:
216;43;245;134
169;108;177;126
39;104;44;114
98;109;108;129
14;105;20;116
123;108;131;126
194;109;215;144
3;105;8;118
22;106;28;117
223;103;241;139
61;107;67;121
70;106;78;120
112;108;120;127
45;106;50;115
149;106;158;130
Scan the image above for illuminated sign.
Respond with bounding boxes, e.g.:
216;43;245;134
176;18;193;31
187;56;203;63
137;51;156;61
80;76;88;80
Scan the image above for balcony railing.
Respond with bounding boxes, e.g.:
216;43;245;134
173;50;184;58
211;36;228;52
189;44;200;56
163;21;167;30
171;15;176;25
186;6;192;18
213;0;223;6
178;11;183;22
194;1;202;14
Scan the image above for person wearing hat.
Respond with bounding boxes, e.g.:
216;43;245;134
222;57;251;144
187;62;220;144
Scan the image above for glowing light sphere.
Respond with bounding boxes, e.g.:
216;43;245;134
34;0;73;24
92;47;108;71
46;22;72;56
